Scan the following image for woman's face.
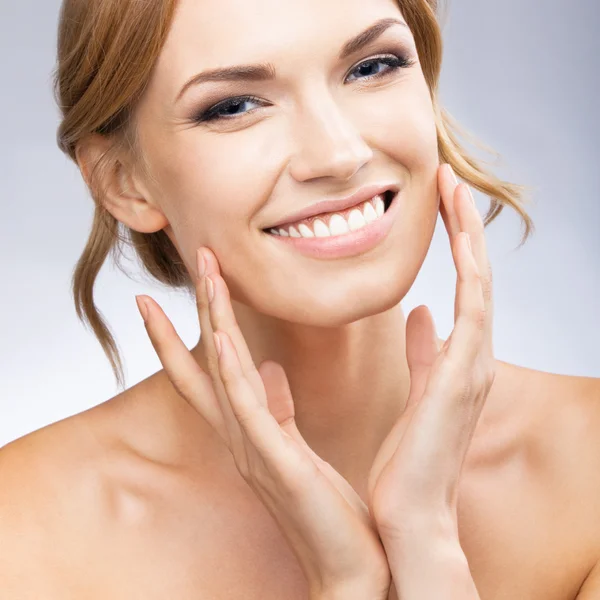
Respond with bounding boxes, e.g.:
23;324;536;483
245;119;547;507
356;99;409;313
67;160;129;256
133;0;440;326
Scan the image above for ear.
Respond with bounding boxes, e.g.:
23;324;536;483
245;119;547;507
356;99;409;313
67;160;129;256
75;133;169;234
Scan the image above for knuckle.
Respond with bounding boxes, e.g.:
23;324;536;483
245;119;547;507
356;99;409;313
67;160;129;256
169;375;190;400
457;377;473;403
235;405;264;431
473;308;487;331
472;372;487;396
486;263;494;285
482;265;493;303
195;286;208;311
473;363;495;396
466;268;481;284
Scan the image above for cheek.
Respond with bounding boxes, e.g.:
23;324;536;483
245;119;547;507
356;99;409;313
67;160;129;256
374;83;439;171
145;131;269;251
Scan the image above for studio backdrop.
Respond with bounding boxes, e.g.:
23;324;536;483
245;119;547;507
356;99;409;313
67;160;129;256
0;0;598;447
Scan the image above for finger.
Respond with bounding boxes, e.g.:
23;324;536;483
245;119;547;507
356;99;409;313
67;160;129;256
201;260;312;477
440;165;494;356
438;165;465;334
216;308;370;524
195;253;247;453
453;183;495;357
201;249;266;393
447;232;485;365
200;250;369;520
259;361;297;429
214;331;311;476
258;360;373;527
438;163;461;242
404;305;440;411
135;295;228;441
391;238;485;497
204;268;268;409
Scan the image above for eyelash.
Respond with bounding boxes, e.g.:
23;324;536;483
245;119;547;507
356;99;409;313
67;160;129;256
192;51;416;124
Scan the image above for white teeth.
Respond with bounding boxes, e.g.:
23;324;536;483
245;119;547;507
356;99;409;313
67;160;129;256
328;214;350;236
269;193;391;239
298;223;314;237
313;219;330;238
363;202;378;223
347;208;367;231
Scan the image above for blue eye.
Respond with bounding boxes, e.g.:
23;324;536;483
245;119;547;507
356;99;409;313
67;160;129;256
346;53;413;83
193;52;415;123
197;96;262;122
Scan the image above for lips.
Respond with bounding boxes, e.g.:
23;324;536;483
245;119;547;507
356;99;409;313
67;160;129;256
264;184;400;231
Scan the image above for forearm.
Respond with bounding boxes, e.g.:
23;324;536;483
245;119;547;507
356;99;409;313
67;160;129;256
388;535;481;600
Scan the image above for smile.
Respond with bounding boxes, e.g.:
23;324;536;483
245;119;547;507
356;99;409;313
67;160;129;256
266;190;395;239
264;189;400;260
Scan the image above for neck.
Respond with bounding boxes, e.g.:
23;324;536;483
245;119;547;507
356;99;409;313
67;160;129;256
190;301;411;499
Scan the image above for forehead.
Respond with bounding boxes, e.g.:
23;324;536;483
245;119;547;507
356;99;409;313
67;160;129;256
153;0;407;97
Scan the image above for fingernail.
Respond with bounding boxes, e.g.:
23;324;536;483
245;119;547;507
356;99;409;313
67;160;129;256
467;185;476;205
446;163;458;185
206;276;215;303
466;233;472;252
197;248;206;278
213;332;222;357
136;295;149;322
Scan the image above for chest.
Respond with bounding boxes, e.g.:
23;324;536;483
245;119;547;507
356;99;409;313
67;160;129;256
77;457;588;600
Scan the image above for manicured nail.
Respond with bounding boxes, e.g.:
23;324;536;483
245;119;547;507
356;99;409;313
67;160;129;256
197;248;206;278
467;185;476;205
213;332;222;357
206;276;215;303
446;163;458;185
136;295;149;322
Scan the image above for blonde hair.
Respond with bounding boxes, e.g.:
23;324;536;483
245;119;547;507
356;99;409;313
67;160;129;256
53;0;535;390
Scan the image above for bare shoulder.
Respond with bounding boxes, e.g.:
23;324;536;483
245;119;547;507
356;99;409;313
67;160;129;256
0;404;111;596
0;376;179;596
0;374;254;598
523;367;600;570
527;368;600;472
548;371;600;595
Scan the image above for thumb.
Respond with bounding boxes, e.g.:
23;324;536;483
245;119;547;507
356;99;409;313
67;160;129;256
405;305;440;411
259;360;368;518
258;360;309;448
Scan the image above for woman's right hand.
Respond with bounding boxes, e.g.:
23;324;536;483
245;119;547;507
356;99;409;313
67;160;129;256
135;248;391;600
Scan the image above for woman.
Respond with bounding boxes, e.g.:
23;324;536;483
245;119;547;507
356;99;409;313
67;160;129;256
1;0;598;597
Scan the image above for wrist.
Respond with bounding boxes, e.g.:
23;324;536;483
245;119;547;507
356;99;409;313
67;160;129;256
310;576;390;600
389;537;479;599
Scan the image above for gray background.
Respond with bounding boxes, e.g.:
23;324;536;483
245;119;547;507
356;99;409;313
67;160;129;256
1;0;598;447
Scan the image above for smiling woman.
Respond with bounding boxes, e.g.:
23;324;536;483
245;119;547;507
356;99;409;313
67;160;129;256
56;0;533;389
1;0;599;598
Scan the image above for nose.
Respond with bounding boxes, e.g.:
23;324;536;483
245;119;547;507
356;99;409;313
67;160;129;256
287;94;373;183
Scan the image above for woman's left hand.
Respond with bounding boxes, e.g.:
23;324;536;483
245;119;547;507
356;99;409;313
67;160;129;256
367;163;495;595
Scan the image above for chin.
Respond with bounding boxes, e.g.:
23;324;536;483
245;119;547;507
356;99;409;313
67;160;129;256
250;259;419;329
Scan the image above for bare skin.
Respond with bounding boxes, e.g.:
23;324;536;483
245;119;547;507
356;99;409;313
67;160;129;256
2;0;598;596
0;362;599;598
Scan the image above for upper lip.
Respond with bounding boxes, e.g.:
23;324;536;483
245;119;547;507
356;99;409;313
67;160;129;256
265;183;400;230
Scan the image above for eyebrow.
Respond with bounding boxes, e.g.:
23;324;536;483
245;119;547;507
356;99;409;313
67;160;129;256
175;17;409;103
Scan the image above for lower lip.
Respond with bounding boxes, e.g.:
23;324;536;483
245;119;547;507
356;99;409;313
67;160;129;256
265;192;401;260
